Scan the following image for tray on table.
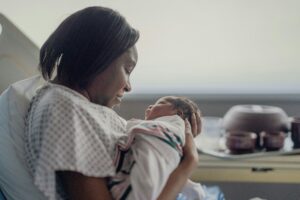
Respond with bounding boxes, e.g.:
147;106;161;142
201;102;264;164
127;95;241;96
195;117;300;160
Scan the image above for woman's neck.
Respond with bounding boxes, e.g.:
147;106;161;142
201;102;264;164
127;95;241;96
51;76;91;101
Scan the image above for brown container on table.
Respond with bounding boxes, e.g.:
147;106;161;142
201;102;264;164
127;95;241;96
261;131;285;151
225;131;257;154
223;105;289;153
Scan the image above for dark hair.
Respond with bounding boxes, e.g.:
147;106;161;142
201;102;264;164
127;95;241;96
39;6;139;88
164;96;201;124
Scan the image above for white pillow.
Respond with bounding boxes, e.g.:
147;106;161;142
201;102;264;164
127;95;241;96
0;75;46;200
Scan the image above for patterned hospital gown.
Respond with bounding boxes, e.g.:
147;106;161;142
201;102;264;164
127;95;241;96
24;83;127;200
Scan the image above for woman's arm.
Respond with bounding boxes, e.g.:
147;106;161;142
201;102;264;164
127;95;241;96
57;113;201;200
57;171;113;200
157;118;199;200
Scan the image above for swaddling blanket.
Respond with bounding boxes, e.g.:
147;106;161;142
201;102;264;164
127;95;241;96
109;115;185;200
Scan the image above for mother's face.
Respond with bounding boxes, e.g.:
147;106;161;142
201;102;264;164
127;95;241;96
86;46;138;108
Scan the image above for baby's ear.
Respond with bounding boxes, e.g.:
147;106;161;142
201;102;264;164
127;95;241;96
177;110;184;118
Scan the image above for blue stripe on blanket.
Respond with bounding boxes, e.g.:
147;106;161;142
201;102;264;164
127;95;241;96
120;185;132;200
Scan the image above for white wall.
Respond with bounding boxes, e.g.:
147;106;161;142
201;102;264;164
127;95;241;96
1;0;300;94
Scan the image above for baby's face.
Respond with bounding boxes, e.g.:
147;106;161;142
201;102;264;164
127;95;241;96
145;97;177;120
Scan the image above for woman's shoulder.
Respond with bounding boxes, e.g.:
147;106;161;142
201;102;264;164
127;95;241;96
36;83;104;112
38;83;90;108
33;82;126;126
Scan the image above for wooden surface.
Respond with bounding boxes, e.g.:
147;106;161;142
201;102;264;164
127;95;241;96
191;154;300;183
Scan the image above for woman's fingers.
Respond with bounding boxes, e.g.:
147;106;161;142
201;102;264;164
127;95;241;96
191;113;202;137
196;110;202;135
191;111;202;137
183;121;199;167
190;113;196;137
184;118;192;135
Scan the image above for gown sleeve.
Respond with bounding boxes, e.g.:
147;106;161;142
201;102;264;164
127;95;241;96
29;99;116;199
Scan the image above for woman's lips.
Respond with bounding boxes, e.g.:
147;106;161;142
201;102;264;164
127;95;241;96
116;95;123;102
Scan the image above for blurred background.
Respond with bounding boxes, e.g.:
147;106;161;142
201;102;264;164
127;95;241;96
1;0;300;119
1;0;300;94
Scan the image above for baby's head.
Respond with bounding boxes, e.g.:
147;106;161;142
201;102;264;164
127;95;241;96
145;96;201;125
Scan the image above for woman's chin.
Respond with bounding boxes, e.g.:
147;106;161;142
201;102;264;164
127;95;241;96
110;99;122;108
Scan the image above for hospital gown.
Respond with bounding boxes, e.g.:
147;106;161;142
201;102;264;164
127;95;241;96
24;83;127;200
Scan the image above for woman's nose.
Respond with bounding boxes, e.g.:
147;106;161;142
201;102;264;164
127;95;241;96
124;80;132;92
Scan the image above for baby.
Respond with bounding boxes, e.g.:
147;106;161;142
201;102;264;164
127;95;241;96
109;96;205;200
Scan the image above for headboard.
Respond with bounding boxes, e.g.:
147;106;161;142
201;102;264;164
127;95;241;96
0;13;39;93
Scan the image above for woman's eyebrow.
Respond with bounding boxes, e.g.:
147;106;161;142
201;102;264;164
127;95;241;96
126;60;136;66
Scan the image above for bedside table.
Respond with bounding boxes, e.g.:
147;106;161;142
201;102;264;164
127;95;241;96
191;154;300;183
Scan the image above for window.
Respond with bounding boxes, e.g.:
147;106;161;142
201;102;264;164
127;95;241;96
112;1;300;94
2;1;300;94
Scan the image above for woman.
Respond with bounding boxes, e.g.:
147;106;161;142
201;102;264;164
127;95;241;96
24;6;201;200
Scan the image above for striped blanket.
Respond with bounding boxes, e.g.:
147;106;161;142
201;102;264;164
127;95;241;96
109;115;205;200
108;115;204;200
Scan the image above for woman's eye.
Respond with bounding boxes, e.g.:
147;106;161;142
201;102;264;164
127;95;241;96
125;67;132;74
